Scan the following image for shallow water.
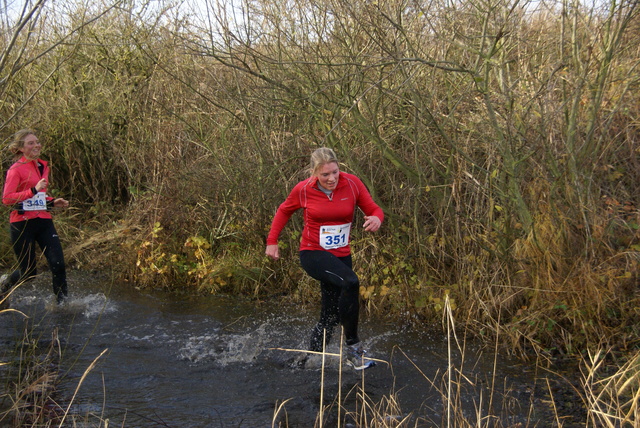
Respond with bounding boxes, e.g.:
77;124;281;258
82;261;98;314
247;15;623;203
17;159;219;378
0;271;581;427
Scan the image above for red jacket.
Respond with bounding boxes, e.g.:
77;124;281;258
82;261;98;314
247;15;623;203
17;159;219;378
267;171;384;257
2;156;53;223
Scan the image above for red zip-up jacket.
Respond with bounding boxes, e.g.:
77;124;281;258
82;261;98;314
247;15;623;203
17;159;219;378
266;171;384;257
2;156;53;223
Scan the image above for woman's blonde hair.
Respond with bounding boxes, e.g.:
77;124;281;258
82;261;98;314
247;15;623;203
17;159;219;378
309;147;339;175
9;129;37;159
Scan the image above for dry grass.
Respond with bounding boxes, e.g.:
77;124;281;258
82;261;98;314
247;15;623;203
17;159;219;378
581;348;640;427
0;285;109;427
269;297;640;427
0;327;64;426
271;298;552;427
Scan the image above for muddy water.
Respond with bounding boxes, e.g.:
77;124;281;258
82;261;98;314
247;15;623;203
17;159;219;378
0;271;582;427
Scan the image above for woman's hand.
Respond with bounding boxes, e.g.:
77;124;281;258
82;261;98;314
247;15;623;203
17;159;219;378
35;178;47;192
363;215;381;232
265;244;280;260
53;198;69;209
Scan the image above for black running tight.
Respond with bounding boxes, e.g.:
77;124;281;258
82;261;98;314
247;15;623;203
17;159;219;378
6;218;67;300
300;250;360;351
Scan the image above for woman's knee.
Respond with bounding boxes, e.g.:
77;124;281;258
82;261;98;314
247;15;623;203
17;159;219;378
49;259;66;275
343;272;359;291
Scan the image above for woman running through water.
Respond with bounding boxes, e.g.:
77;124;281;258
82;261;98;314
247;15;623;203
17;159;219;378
1;129;70;305
265;147;383;368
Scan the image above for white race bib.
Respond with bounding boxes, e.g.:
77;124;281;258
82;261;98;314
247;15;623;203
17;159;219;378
23;192;47;211
319;223;351;250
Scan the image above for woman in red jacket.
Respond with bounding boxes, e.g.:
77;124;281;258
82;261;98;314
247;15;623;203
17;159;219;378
265;147;383;367
1;129;69;304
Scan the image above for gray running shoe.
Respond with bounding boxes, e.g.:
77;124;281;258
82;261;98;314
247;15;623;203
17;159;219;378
0;274;10;292
56;292;68;305
345;343;376;370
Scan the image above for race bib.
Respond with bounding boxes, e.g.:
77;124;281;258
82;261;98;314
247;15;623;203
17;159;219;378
319;223;351;250
23;192;47;211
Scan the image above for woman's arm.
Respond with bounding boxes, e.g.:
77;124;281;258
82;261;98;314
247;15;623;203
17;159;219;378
2;168;32;205
265;184;302;259
353;176;384;230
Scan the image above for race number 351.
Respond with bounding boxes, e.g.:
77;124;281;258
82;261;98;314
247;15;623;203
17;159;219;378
319;223;351;250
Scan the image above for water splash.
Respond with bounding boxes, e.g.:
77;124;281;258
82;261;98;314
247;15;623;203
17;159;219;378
178;323;277;365
43;293;117;318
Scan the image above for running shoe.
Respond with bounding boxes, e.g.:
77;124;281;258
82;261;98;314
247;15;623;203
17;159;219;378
56;291;68;305
0;274;10;292
345;342;376;370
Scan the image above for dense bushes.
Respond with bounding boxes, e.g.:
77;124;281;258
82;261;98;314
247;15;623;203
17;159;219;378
1;0;639;356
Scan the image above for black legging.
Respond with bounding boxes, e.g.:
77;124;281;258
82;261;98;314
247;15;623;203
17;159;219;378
6;218;67;300
300;250;360;351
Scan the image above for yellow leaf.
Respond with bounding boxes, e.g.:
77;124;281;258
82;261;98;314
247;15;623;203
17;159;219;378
360;285;375;299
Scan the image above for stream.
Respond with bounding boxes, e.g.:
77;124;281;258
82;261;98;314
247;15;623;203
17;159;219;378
0;270;584;427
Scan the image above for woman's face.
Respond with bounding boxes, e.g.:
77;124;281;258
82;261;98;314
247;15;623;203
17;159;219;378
315;162;340;191
20;134;41;160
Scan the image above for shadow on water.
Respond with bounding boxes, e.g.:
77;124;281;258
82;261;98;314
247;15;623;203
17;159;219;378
0;271;585;427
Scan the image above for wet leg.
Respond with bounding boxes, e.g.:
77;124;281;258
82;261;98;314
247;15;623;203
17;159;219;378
309;282;340;352
37;221;67;302
300;251;361;348
8;220;38;289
